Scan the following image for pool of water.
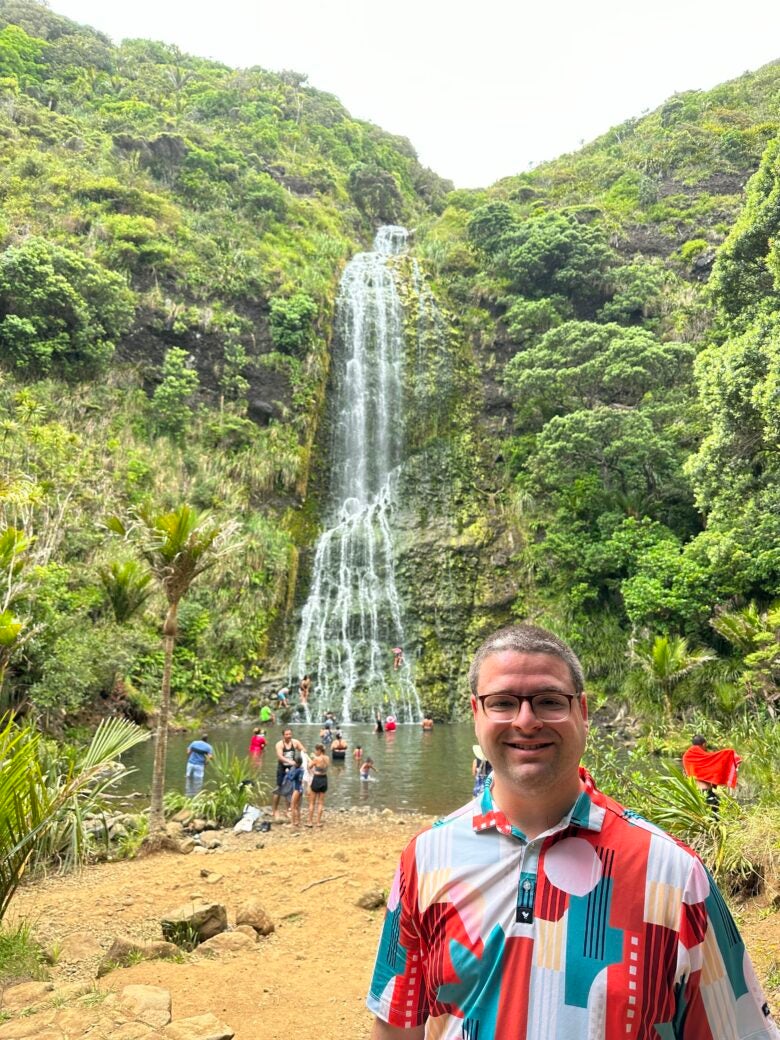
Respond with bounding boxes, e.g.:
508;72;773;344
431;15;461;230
118;720;480;817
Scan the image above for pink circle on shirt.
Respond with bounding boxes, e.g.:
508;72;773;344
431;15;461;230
544;837;602;896
683;857;710;904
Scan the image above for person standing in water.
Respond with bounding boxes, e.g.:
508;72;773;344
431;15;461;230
307;743;329;827
185;733;213;796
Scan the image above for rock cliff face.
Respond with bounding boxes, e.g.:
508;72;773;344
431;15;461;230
287;240;519;719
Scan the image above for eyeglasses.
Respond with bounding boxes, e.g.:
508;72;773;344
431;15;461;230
477;692;576;722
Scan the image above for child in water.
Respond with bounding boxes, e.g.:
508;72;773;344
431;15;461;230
360;757;377;780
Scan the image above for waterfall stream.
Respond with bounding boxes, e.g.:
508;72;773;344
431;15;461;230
291;226;422;723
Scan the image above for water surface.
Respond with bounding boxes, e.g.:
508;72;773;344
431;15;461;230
119;721;479;817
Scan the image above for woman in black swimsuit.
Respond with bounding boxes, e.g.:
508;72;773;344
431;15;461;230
307;743;329;827
330;731;348;760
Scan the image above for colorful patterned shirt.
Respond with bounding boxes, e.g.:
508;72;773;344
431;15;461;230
367;769;777;1039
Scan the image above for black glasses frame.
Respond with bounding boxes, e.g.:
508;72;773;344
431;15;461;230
476;692;577;720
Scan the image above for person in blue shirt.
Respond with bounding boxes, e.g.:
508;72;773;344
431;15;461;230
185;734;213;796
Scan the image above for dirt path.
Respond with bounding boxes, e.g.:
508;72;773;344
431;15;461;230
6;811;780;1038
8;812;426;1038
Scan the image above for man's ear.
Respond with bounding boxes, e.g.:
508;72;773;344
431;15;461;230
470;694;478;720
580;692;589;724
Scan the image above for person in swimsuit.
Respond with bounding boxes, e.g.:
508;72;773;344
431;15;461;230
353;745;363;760
298;674;312;706
272;727;306;820
288;752;305;827
331;731;348;760
307;743;329;827
360;757;377;780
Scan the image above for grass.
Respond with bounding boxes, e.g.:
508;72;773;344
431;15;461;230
0;922;49;987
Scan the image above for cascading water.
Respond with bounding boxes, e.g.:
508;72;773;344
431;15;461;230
291;226;422;723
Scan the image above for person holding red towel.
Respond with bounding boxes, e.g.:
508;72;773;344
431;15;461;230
682;734;742;815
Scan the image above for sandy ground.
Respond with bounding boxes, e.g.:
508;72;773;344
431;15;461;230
7;811;780;1038
8;811;427;1038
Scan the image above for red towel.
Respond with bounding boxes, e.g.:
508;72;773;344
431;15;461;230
682;745;741;788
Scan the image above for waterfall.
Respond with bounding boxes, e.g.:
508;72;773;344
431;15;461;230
291;226;422;723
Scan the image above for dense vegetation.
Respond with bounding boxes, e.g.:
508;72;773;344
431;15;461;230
0;0;448;723
0;0;779;774
415;62;780;737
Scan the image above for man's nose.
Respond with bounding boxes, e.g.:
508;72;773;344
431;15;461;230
513;699;543;729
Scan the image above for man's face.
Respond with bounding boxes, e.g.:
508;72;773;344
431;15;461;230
283;729;292;741
471;651;587;801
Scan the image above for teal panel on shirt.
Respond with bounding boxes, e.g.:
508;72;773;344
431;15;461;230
705;875;748;1000
437;922;506;1035
369;903;408;1000
565;876;624;1008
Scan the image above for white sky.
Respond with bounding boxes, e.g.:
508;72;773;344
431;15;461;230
49;0;780;187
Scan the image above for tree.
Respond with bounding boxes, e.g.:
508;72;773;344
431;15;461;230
0;24;45;88
499;212;616;312
0;239;135;377
628;634;715;716
98;559;153;624
347;162;403;224
0;714;148;923
151;348;199;437
505;321;693;421
710;601;780;716
108;505;239;835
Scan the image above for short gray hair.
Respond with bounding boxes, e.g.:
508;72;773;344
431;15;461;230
468;623;585;696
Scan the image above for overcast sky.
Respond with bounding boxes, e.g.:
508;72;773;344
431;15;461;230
49;0;780;187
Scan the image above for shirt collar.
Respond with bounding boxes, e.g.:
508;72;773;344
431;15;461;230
472;766;606;840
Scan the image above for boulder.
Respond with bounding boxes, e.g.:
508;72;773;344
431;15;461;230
58;931;103;963
170;809;194;826
235;898;274;936
98;936;180;976
198;831;222;849
233;925;258;941
162;1013;235;1040
119;985;171;1029
0;981;54;1011
356;889;386;910
160;901;227;946
194;931;255;955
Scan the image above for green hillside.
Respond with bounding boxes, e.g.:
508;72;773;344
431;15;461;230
414;60;780;719
0;0;449;724
1;0;779;744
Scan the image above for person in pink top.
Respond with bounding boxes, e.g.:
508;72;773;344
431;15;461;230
248;727;266;755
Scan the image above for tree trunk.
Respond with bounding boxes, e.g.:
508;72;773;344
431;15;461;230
149;602;177;833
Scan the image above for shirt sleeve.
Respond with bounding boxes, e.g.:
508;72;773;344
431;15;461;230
676;861;779;1039
366;846;428;1028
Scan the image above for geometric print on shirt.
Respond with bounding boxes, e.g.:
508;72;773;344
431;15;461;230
367;768;779;1039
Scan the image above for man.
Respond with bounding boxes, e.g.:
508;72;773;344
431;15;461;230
271;727;306;821
367;623;777;1039
258;702;274;725
184;733;213;796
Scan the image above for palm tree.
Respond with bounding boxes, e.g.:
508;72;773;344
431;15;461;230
109;505;239;835
629;634;715;717
98;559;153;624
0;714;149;923
711;601;780;715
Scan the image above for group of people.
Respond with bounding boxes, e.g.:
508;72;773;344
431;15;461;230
268;725;378;826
